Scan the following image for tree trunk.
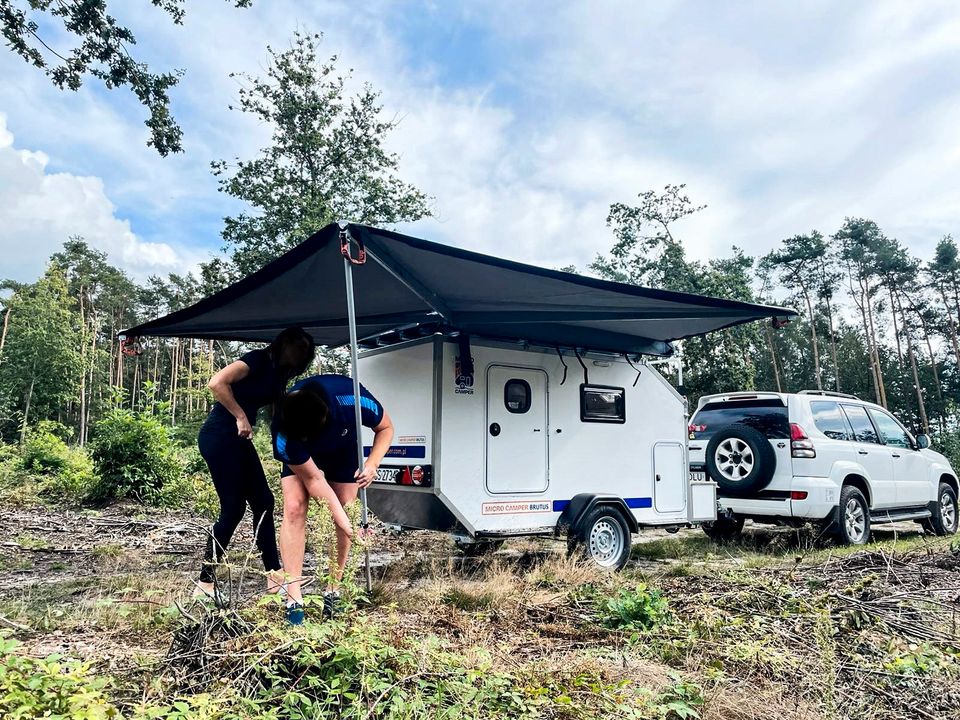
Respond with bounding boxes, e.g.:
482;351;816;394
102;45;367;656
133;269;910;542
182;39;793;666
801;287;822;390
887;286;904;370
863;276;887;407
170;339;179;424
906;334;928;434
850;271;882;404
77;286;89;445
938;284;960;370
823;296;841;392
83;321;97;446
187;338;194;416
0;306;10;357
896;292;929;433
20;359;37;444
764;321;783;392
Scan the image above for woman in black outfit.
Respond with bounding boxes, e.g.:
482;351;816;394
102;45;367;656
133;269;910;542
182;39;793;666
195;327;315;598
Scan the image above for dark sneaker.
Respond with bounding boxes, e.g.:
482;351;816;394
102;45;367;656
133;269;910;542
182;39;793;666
285;601;305;626
322;590;342;619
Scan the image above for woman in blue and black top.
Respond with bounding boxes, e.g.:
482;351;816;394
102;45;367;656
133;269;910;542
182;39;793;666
272;375;394;623
195;327;315;599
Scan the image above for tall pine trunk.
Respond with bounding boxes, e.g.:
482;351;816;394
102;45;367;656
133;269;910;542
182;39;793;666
764;321;783;392
851;271;882;405
801;287;822;390
863;277;887;407
20;359;37;444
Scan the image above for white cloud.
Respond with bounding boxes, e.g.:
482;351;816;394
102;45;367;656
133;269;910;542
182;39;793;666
0;113;204;281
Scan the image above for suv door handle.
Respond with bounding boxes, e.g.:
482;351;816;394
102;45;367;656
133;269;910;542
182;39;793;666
892;453;901;458
858;450;868;455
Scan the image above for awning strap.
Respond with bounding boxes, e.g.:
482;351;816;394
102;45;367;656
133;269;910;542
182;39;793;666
457;334;474;380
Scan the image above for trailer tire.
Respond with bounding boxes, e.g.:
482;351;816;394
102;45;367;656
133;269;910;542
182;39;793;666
705;424;777;495
569;505;632;571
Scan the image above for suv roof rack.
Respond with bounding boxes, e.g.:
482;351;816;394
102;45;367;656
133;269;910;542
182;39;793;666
797;390;860;400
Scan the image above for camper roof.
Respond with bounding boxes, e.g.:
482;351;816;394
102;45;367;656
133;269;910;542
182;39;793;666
123;223;796;357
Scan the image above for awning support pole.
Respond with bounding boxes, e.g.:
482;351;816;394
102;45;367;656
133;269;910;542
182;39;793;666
341;226;373;593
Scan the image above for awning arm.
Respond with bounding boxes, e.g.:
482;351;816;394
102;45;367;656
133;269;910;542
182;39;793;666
357;226;456;323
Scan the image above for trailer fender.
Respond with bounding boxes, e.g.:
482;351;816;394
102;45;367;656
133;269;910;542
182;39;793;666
555;494;639;537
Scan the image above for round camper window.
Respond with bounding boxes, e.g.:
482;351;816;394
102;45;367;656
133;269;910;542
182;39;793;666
504;379;532;414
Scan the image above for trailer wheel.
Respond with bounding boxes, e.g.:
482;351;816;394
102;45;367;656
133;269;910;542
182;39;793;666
569;505;632;570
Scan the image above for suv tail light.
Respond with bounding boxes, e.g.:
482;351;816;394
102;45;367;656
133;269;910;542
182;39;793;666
790;423;816;458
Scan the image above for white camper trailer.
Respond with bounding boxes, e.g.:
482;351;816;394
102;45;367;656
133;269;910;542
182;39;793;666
360;333;718;569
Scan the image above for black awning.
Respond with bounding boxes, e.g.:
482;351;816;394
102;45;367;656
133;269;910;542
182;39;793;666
123;223;796;356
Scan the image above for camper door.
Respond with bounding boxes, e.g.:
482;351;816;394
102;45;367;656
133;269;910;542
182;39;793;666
485;366;549;494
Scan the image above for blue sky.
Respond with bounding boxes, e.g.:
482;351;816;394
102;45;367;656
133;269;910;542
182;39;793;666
2;1;960;284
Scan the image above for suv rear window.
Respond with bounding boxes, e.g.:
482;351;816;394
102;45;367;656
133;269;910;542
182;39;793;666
810;401;852;440
690;399;789;441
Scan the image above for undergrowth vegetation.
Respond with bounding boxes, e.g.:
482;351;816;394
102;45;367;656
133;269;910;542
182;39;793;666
1;461;958;720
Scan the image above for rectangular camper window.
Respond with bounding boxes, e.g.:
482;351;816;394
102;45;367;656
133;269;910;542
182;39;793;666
580;384;626;423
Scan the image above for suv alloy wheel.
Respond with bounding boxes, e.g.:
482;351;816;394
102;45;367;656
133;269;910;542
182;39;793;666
923;482;959;536
834;485;870;545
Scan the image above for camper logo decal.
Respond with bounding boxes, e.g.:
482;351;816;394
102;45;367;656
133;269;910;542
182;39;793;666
482;501;552;515
454;355;475;395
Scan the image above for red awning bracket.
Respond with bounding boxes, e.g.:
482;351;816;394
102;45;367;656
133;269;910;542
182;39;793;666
340;227;366;265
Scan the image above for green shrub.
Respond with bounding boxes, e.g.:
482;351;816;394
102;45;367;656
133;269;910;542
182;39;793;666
0;634;120;718
89;407;184;505
19;421;97;501
595;583;671;631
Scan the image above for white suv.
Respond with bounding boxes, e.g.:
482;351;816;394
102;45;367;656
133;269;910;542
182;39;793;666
687;390;959;544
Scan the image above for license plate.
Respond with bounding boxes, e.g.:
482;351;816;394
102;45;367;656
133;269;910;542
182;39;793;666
689;471;706;482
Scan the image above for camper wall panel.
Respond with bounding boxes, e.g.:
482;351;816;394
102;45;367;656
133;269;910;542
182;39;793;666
357;340;436;485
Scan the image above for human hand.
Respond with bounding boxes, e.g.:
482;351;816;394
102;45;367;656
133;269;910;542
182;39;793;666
236;414;253;439
355;462;378;488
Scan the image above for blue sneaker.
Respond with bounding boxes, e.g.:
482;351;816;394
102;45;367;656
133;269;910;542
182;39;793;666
285;600;305;626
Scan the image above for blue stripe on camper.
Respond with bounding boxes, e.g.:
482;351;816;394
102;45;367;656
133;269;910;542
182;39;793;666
552;497;652;513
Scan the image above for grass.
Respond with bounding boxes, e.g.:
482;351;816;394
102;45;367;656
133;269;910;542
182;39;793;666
14;534;50;551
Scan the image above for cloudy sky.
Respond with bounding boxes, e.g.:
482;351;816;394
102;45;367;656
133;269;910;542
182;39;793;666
2;0;959;284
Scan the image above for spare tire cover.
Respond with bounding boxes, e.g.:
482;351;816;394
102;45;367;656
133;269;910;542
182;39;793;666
704;423;777;495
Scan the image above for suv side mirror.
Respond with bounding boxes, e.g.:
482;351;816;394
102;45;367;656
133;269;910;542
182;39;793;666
916;434;931;450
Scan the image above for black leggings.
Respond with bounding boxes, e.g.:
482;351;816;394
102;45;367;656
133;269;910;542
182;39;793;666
198;429;281;583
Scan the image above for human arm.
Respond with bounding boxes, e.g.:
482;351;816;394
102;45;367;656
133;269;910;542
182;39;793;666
355;411;394;488
208;360;253;438
289;458;353;535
